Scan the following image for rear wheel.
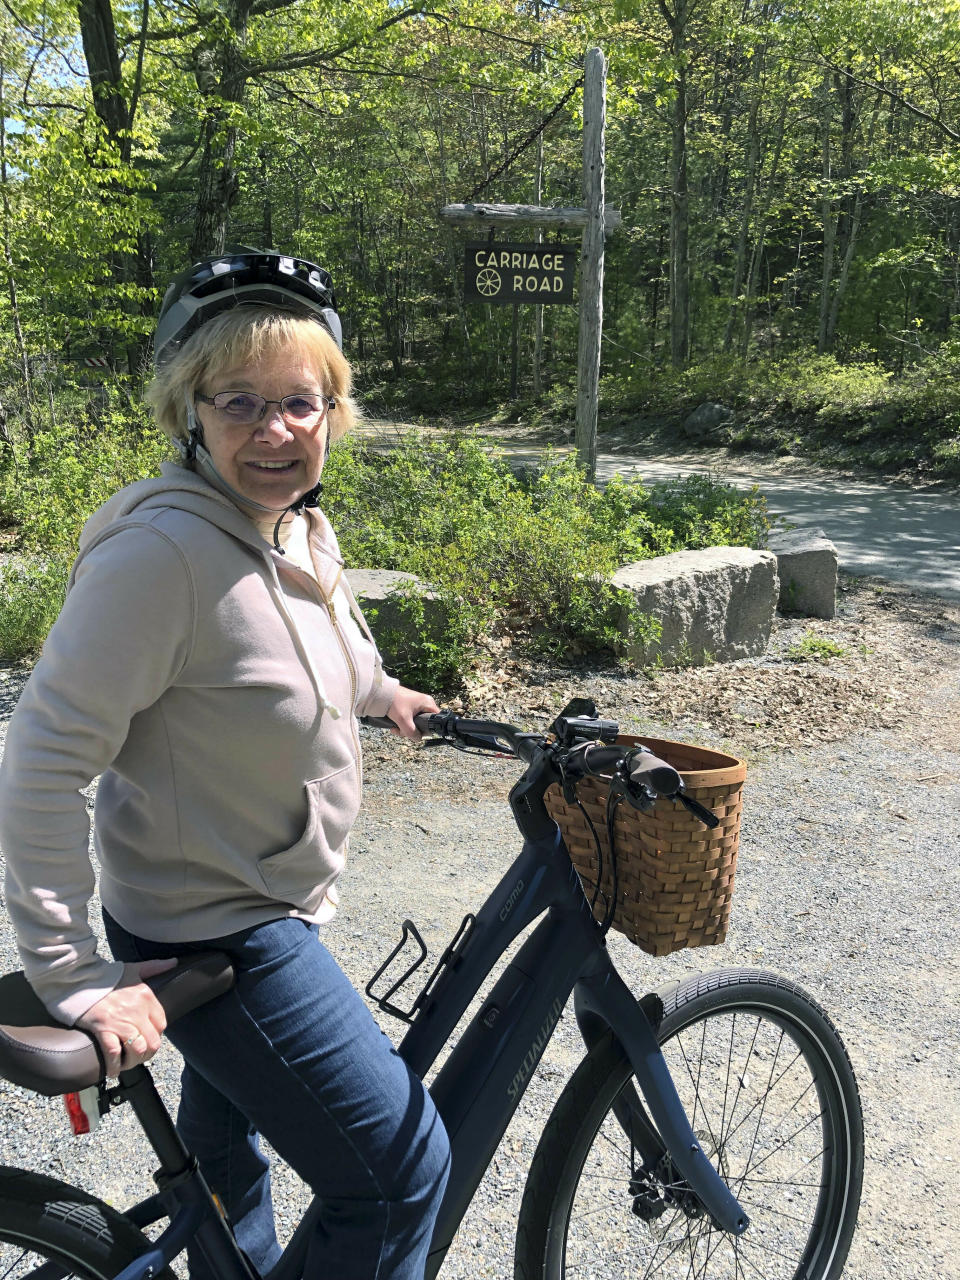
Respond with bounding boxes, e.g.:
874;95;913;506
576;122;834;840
516;969;863;1279
0;1166;172;1280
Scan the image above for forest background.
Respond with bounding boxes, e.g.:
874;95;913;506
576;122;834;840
1;0;959;680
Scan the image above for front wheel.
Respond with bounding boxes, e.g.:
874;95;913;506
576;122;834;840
516;968;864;1280
0;1166;174;1280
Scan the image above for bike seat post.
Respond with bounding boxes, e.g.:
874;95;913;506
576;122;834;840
114;1065;262;1280
114;1065;194;1178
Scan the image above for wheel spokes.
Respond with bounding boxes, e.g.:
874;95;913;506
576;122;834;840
564;1008;830;1279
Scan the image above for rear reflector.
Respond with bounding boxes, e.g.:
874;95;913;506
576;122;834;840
63;1087;100;1135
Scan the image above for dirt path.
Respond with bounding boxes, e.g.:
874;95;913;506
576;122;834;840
345;577;960;1279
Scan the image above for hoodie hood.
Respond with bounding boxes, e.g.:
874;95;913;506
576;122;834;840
75;459;343;721
77;460;267;564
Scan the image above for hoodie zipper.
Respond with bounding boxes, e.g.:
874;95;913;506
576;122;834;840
273;542;363;766
312;561;364;809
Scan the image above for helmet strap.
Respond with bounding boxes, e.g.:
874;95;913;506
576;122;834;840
173;401;203;464
182;395;324;549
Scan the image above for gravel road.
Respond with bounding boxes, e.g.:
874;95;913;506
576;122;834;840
0;580;957;1279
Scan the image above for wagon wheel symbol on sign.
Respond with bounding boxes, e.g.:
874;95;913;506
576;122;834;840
475;267;502;297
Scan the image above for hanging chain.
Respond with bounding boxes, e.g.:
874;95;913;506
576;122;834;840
464;75;584;203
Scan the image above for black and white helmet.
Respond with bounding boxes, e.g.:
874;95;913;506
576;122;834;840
154;247;342;367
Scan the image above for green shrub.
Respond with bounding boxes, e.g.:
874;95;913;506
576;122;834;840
604;345;960;478
13;411;169;558
786;634;847;662
0;418;775;687
0;557;69;661
644;473;776;549
0;408;169;661
365;583;480;695
324;432;775;689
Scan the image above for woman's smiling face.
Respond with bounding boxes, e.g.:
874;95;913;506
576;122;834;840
194;348;330;512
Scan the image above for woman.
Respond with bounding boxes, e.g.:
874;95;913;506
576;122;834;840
0;250;450;1280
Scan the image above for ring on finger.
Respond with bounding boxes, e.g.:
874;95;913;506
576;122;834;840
123;1033;143;1049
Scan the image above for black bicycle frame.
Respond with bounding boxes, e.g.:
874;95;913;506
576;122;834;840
109;795;749;1280
258;821;748;1280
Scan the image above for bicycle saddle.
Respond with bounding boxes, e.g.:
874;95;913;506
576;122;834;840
0;952;235;1096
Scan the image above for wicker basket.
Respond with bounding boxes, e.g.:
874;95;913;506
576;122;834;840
544;736;747;957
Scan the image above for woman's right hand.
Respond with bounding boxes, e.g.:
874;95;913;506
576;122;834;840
75;958;178;1076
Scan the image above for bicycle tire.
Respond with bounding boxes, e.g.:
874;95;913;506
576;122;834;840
0;1166;175;1280
515;968;864;1280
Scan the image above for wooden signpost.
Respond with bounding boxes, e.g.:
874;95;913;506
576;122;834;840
441;47;615;480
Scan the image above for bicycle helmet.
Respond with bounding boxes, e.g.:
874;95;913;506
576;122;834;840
154;247;342;367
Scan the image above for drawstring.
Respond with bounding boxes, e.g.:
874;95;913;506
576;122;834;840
261;550;340;720
174;400;342;720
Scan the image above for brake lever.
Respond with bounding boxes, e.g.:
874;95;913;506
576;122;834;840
609;766;657;814
615;758;720;827
677;791;721;829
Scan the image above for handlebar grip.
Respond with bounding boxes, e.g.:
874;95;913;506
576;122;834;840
359;713;442;734
629;751;683;798
360;715;395;730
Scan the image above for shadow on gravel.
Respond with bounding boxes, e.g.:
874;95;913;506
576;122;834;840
0;672;28;719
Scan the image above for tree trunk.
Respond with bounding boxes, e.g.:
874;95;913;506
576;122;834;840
0;60;34;440
432;89;472;366
722;89;762;354
575;47;607;480
260;148;273;248
191;90;244;257
659;0;692;367
825;87;879;349
532;1;544;397
670;55;690;366
190;1;252;258
651;221;665;357
76;0;154;371
76;0;129;155
739;97;787;361
818;71;837;354
532;131;544;397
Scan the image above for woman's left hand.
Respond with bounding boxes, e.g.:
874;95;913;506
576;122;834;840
386;685;439;739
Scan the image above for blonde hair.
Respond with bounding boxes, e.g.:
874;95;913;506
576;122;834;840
146;307;358;443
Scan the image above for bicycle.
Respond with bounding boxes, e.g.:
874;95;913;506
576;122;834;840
0;698;864;1280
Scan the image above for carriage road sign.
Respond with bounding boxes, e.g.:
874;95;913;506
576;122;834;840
464;242;577;305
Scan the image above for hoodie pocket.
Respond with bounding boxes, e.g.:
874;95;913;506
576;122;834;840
256;763;359;904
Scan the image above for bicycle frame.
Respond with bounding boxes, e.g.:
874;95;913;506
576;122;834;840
106;779;749;1280
266;822;747;1280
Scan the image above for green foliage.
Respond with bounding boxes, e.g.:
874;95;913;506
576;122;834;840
0;414;772;683
10;409;170;558
5;0;960;459
606;346;960;478
786;633;847;662
0;557;69;661
323;432;774;689
644;474;776;549
0;398;170;657
365;583;478;697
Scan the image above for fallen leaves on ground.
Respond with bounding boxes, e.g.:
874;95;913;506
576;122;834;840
457;576;960;755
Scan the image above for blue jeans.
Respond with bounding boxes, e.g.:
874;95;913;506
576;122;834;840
103;913;450;1280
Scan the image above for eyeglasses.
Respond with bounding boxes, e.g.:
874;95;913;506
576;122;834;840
195;391;334;427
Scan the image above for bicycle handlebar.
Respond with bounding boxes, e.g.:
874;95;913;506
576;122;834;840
360;709;718;827
361;711;542;760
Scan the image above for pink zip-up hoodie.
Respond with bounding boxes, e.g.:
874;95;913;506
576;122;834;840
0;463;398;1024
